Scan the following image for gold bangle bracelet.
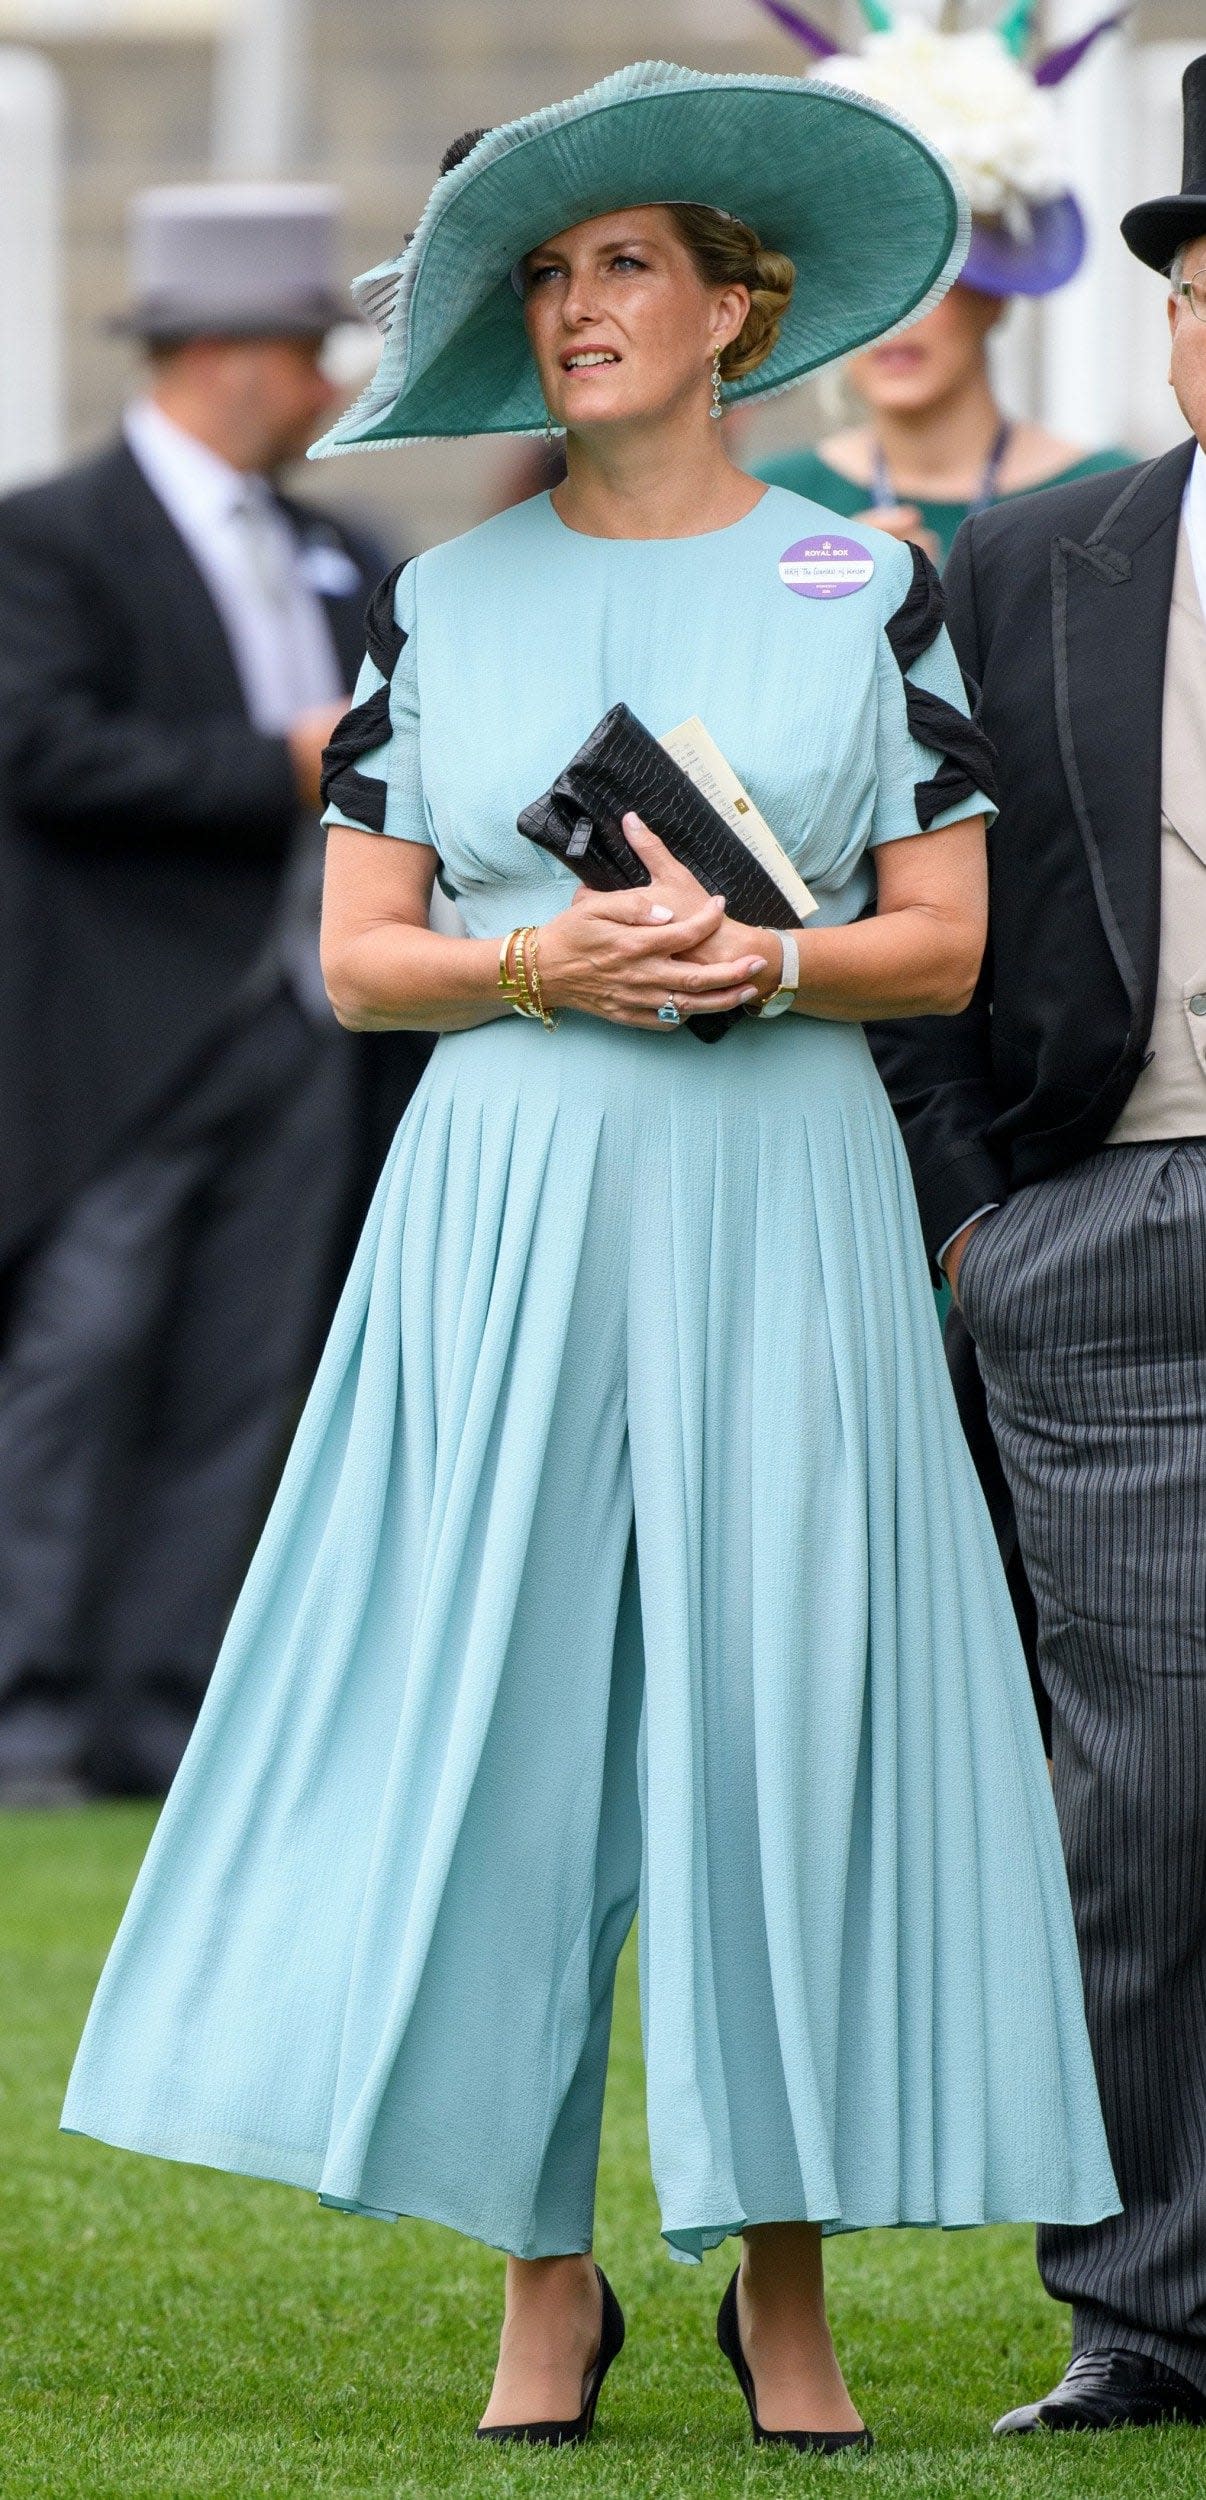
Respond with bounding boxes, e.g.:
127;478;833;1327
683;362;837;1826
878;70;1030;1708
498;924;556;1028
525;928;558;1030
499;925;537;1015
513;927;538;1019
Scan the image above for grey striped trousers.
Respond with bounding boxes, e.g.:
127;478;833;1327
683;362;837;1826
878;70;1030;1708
960;1139;1206;2389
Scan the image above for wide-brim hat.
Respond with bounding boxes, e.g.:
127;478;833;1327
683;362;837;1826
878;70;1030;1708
310;58;968;455
114;182;351;343
1122;53;1206;274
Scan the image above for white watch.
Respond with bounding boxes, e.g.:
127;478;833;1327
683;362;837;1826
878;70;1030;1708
746;928;799;1019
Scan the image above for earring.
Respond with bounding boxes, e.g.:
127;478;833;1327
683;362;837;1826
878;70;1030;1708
543;406;555;446
710;349;724;422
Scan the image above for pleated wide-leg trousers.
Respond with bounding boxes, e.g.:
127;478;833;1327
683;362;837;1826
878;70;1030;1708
63;1015;1119;2258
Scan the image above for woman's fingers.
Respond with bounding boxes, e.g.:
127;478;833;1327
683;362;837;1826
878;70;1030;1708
580;883;701;928
623;977;759;1027
620;811;675;867
642;962;764;1008
624;897;727;956
667;954;765;995
622;813;711;900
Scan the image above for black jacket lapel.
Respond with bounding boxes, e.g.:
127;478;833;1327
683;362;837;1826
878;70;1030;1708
115;444;384;709
1050;438;1194;1051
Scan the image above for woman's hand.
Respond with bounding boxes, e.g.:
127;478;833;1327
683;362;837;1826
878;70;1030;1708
615;816;783;1006
537;818;769;1027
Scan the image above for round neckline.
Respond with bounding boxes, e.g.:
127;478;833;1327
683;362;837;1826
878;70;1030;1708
541;483;771;545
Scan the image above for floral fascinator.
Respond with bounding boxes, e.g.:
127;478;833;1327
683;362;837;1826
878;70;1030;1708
757;1;1126;297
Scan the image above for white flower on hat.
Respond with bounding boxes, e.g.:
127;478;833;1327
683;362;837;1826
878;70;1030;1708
820;19;1065;237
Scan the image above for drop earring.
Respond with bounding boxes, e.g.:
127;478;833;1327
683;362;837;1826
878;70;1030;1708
710;349;724;422
543;406;555;446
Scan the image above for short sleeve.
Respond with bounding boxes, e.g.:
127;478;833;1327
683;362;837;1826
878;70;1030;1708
320;558;433;847
870;540;998;847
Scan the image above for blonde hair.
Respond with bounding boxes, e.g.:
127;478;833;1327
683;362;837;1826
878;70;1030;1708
668;203;795;382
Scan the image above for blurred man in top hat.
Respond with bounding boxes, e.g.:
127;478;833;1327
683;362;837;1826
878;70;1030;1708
0;183;430;1802
870;55;1206;2435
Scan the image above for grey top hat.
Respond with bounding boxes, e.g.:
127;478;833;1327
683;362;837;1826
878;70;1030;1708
115;182;350;342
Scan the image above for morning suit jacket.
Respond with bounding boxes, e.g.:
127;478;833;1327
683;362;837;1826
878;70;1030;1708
865;439;1195;1701
869;436;1195;1264
0;438;417;1274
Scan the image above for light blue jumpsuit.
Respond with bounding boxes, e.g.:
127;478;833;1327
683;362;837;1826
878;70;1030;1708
63;488;1119;2259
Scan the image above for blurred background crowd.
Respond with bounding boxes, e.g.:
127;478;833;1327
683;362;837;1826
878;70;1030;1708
0;0;1199;1808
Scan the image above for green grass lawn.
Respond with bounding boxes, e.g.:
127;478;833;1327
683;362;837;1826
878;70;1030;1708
1;1808;1202;2498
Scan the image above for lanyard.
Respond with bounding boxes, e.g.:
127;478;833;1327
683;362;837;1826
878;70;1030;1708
870;418;1013;519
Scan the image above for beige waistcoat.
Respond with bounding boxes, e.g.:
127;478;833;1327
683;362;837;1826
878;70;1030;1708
1108;521;1206;1146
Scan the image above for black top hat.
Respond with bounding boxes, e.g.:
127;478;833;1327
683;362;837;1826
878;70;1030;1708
1122;54;1206;274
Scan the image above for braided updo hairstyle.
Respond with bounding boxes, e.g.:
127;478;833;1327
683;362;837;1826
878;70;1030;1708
667;203;795;382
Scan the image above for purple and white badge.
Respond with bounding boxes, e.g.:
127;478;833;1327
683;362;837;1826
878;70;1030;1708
778;535;875;600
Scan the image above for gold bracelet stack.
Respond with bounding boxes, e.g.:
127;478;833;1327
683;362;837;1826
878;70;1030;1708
525;930;557;1028
498;925;532;1011
498;926;557;1029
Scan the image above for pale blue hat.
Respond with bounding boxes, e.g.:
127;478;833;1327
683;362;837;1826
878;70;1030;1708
311;57;969;454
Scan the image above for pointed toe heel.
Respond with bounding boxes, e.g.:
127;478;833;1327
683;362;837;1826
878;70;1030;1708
717;2269;873;2456
475;2264;625;2448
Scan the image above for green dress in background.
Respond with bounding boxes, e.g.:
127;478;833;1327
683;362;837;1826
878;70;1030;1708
751;445;1133;566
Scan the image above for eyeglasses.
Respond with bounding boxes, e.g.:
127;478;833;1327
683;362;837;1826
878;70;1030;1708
1177;273;1206;323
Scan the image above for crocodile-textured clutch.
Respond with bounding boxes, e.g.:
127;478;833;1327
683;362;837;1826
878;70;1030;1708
517;702;798;1041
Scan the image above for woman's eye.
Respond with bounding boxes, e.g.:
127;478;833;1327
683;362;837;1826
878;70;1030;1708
526;265;560;289
611;254;646;273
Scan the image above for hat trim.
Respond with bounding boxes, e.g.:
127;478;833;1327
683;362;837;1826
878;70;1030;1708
112;293;350;342
312;58;968;456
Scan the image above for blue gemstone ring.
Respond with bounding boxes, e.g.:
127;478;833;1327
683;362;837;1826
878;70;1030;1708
657;997;682;1027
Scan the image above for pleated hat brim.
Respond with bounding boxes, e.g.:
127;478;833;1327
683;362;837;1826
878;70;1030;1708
310;59;968;455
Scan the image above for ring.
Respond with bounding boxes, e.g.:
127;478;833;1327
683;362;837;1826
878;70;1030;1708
657;997;682;1027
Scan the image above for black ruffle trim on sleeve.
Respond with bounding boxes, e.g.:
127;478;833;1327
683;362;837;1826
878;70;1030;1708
884;544;999;830
320;559;410;833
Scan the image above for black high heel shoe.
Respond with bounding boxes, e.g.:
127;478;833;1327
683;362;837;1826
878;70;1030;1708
717;2270;874;2455
476;2264;625;2448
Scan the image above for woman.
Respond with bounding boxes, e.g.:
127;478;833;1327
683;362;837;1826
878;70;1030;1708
752;2;1130;561
62;61;1118;2454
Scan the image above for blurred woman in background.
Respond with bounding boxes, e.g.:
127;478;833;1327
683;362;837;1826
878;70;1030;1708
752;1;1130;560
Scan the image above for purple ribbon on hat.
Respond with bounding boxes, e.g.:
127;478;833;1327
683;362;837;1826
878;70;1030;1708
754;0;1128;85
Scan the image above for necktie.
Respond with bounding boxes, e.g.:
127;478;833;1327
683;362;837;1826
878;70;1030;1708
231;483;347;1023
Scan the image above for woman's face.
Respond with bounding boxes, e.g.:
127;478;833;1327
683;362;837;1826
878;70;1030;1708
845;282;1004;418
521;204;748;436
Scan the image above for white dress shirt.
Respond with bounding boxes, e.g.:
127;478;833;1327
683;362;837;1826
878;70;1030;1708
1184;440;1206;619
123;397;345;731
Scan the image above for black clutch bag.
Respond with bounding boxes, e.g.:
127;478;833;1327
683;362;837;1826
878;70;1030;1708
517;702;798;1041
